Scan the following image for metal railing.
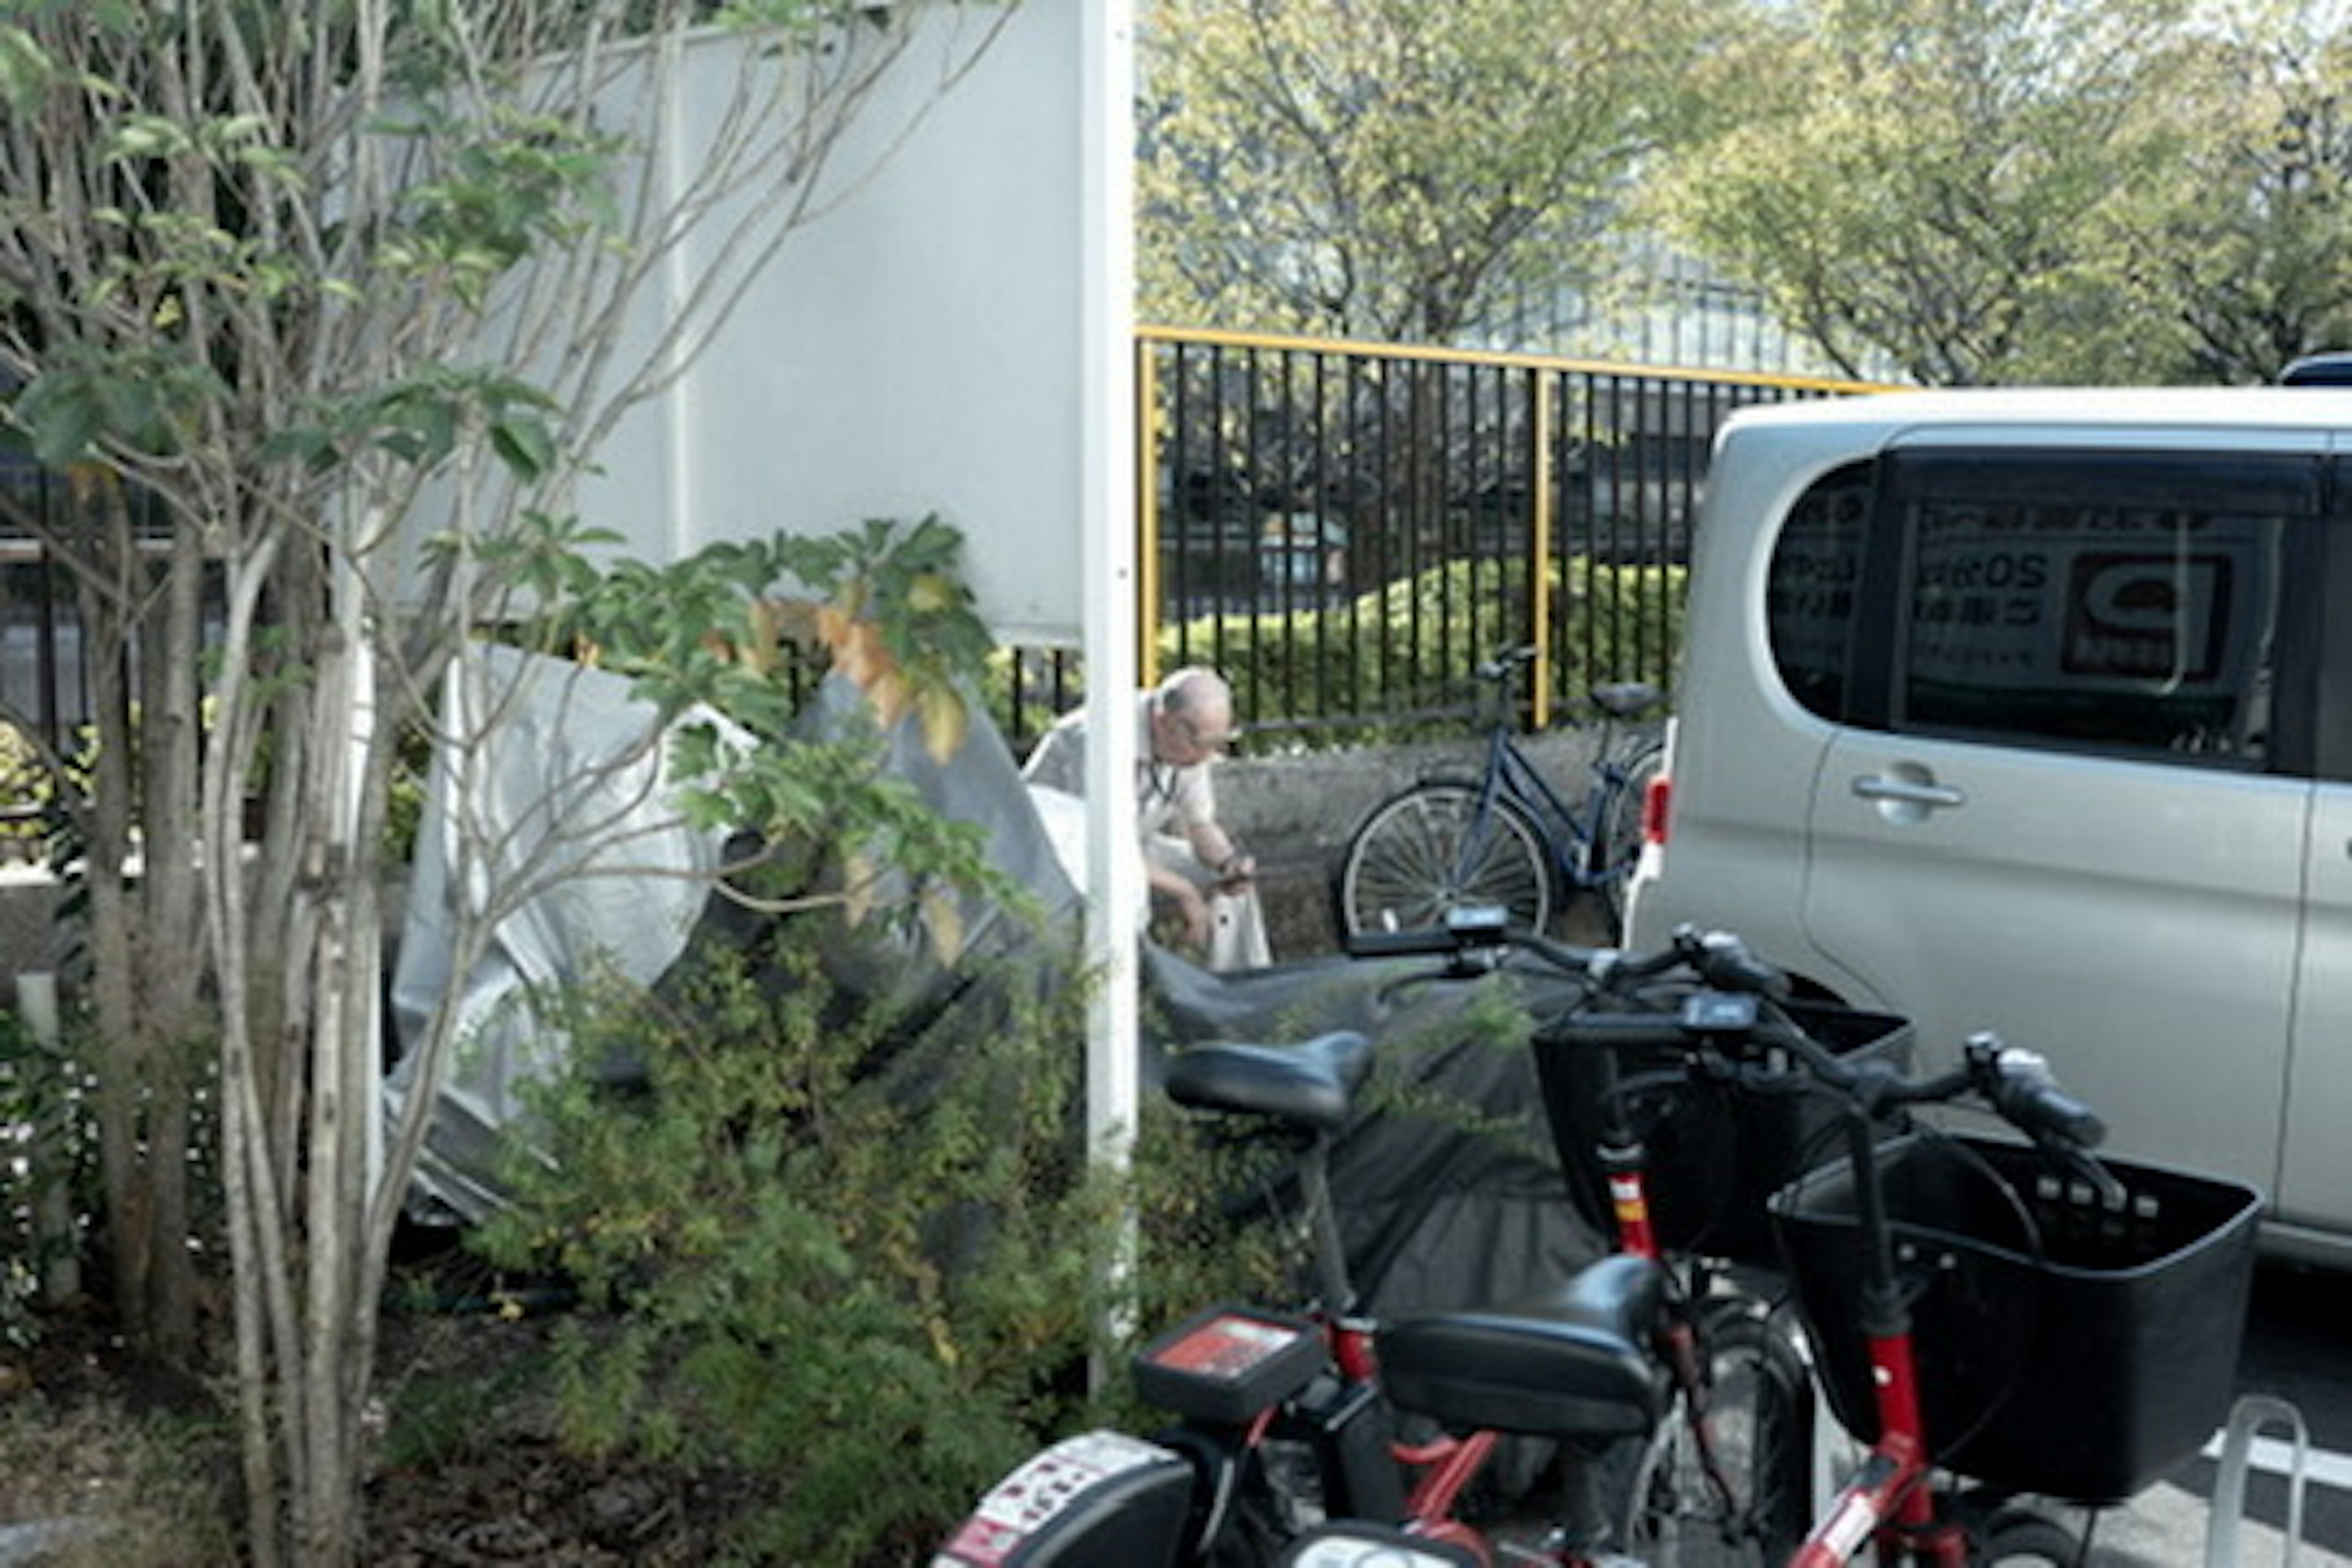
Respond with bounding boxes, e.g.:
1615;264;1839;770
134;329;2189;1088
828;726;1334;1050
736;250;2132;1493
0;336;1885;773
1134;326;1880;743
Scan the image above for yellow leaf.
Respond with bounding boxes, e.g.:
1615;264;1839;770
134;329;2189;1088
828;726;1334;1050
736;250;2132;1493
742;598;782;673
813;604;851;657
866;667;910;728
906;571;957;616
916;682;970;764
840;850;878;926
921;883;966;963
835;620;892;689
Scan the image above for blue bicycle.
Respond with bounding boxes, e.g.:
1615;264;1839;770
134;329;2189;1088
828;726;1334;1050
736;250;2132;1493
1333;646;1664;941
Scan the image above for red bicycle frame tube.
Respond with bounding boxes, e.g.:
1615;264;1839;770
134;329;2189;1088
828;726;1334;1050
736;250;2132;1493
1395;1428;1500;1540
1330;1314;1379;1383
1327;1306;1499;1539
1608;1164;1661;1260
1793;1330;1969;1566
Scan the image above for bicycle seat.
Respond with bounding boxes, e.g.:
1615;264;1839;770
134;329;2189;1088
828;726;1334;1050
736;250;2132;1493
1374;1253;1667;1441
1590;681;1662;720
1161;1032;1374;1134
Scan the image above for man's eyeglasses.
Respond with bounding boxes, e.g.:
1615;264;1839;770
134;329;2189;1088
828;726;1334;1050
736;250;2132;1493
1174;714;1237;752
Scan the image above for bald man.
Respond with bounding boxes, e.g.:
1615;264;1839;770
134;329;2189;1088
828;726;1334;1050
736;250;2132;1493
1022;666;1272;970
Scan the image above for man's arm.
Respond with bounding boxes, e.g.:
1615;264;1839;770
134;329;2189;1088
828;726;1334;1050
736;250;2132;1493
1185;818;1252;889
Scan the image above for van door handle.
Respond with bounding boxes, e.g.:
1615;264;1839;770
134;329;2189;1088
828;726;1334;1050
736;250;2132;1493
1851;774;1966;809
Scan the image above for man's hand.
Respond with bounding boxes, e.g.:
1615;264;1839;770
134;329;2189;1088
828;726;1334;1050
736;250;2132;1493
1149;880;1213;951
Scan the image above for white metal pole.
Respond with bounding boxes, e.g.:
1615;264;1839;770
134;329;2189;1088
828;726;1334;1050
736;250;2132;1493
1080;0;1140;1184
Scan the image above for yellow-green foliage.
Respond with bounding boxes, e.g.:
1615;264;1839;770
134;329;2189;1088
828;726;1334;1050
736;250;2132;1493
0;723;54;861
1164;554;1685;747
472;916;1151;1566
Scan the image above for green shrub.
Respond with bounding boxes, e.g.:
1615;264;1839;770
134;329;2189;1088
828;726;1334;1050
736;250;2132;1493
473;915;1140;1566
0;723;56;862
1162;554;1685;748
0;1005;97;1349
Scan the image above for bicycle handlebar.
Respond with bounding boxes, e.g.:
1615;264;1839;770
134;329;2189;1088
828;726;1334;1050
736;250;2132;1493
1342;911;1790;1000
1970;1035;2108;1152
1344;910;2109;1161
1473;644;1539;683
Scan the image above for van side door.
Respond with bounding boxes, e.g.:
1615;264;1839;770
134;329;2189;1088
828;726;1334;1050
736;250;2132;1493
2278;452;2352;1237
1801;442;2321;1200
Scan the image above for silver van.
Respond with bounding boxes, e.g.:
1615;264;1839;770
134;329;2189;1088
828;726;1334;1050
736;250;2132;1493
1623;387;2352;1265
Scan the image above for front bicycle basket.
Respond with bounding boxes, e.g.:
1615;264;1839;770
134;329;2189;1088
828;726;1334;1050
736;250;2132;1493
1536;998;1912;1266
1769;1131;2263;1504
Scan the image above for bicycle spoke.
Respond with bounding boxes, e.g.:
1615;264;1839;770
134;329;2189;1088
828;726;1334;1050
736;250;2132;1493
1338;782;1550;935
1615;1311;1812;1567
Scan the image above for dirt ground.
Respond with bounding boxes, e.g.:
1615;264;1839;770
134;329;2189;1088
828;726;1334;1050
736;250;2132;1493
360;1312;768;1567
1;1263;793;1567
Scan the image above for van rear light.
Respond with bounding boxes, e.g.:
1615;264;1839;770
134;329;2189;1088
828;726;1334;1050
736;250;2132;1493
1640;772;1672;846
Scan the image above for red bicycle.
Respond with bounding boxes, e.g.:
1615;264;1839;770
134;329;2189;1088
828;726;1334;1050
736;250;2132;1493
1744;1008;2264;1564
932;912;1817;1567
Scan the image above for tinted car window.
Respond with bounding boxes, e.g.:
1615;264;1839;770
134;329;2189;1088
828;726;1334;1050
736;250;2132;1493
1765;461;1876;721
1884;451;2315;767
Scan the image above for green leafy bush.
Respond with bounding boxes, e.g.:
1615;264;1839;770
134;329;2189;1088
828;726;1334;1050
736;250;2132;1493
1164;553;1686;748
472;914;1129;1566
0;1006;90;1349
0;723;64;864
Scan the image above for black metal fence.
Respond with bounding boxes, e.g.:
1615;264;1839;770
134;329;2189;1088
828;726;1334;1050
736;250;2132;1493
0;336;1879;777
1134;327;1875;744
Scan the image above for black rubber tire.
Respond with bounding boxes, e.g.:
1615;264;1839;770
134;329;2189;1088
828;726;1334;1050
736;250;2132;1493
1970;1507;2085;1566
1613;1303;1815;1567
1333;778;1553;938
1596;737;1666;937
1203;1452;1297;1567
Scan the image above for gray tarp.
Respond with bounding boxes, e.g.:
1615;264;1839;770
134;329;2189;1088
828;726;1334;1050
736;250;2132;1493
385;647;746;1221
385;653;1602;1315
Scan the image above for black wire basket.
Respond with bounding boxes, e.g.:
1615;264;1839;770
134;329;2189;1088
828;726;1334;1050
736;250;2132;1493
1770;1130;2263;1504
1535;998;1912;1265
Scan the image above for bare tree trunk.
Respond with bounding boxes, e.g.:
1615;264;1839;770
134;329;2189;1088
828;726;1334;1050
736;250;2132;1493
213;518;300;1568
292;600;371;1564
73;477;207;1362
136;514;208;1360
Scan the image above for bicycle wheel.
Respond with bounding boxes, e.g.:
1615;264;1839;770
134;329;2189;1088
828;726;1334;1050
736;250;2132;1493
1970;1507;2084;1566
1614;1303;1814;1567
1595;738;1665;937
1199;1444;1303;1567
1334;779;1553;937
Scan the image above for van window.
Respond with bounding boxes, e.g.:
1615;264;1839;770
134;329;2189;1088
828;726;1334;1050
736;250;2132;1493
1883;450;2313;767
1766;449;2319;766
1765;462;1875;721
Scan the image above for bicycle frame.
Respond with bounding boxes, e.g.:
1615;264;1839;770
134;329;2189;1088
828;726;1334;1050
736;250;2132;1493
1238;1019;1759;1562
1192;1082;1683;1563
1468;717;1639;894
1789;1108;1985;1566
935;1014;1735;1568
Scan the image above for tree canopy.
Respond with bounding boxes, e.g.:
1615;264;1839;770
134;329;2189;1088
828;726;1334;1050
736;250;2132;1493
1139;0;1727;343
2109;2;2352;381
1645;0;2193;384
1140;0;2352;385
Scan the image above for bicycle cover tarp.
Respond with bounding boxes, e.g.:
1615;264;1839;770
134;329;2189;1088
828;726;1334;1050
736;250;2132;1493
385;650;1607;1317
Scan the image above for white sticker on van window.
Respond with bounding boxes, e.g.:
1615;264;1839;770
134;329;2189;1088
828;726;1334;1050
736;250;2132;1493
1908;507;2269;697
